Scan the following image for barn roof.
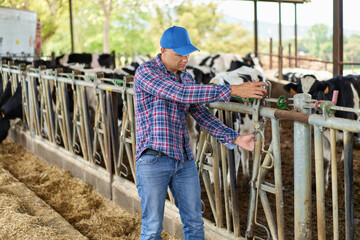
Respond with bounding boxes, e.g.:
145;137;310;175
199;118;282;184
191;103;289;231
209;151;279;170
243;0;310;3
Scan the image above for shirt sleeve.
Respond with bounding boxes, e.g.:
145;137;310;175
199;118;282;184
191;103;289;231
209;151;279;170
134;64;231;104
189;103;239;149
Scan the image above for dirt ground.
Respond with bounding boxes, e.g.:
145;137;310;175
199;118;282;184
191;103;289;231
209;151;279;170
0;140;176;240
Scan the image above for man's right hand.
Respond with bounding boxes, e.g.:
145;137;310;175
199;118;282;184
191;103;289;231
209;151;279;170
233;134;255;152
230;81;268;99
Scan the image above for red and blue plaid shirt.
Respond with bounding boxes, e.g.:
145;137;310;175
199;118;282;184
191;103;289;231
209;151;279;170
134;54;238;162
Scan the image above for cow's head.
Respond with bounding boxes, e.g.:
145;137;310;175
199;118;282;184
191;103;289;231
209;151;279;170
284;74;335;101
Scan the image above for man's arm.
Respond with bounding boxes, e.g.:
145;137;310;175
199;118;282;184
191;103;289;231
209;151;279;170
189;103;239;148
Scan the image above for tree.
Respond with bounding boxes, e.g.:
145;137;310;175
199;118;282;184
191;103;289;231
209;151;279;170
151;0;253;55
303;24;330;58
99;0;112;53
343;34;360;65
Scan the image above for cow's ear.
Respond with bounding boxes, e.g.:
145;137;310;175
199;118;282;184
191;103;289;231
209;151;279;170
290;88;297;95
283;83;298;94
319;82;333;95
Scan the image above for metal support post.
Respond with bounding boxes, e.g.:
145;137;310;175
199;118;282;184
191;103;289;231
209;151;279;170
294;93;312;239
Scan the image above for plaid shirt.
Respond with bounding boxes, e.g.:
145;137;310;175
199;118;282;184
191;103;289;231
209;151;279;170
134;54;238;162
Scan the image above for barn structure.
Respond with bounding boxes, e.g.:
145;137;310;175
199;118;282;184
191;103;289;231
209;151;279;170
1;0;360;239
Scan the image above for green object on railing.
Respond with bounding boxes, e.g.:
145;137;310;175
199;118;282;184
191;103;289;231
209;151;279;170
113;79;123;85
277;95;287;110
235;96;254;102
235;95;287;110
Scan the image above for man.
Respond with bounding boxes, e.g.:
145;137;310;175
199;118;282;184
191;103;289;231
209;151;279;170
134;26;267;240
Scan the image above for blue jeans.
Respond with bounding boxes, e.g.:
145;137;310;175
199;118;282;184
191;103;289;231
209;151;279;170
136;151;204;240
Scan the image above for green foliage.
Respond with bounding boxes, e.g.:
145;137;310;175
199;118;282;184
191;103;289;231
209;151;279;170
344;34;360;62
5;0;360;65
301;24;331;58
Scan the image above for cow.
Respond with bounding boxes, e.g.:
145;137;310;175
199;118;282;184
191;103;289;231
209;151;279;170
116;55;150;76
284;74;360;190
186;65;216;85
0;84;22;144
0;81;12;107
56;53;114;69
188;65;266;188
277;68;333;83
187;53;263;74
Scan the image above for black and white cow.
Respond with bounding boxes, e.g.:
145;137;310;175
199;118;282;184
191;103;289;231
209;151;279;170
284;74;360;189
277;68;333;83
188;65;266;186
186;65;216;85
115;55;150;76
56;53;114;69
187;53;262;74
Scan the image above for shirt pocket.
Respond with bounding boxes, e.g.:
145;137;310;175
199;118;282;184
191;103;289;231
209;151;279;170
136;154;160;165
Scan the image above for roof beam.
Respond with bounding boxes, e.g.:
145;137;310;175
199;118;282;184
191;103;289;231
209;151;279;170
243;0;310;3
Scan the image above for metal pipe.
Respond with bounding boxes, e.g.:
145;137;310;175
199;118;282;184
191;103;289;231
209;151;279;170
314;125;326;239
294;3;298;68
330;129;339;240
224;111;240;235
272;118;285;240
258;189;278;239
343;130;354;240
278;0;283;80
254;0;258;56
69;0;74;53
210;114;223;228
293;94;312;240
218;111;231;232
245;130;262;238
333;0;343;75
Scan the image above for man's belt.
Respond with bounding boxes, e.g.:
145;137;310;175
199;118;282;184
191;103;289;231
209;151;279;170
143;149;160;155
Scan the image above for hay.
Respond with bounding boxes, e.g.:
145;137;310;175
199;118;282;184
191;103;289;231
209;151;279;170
0;140;177;240
0;167;86;240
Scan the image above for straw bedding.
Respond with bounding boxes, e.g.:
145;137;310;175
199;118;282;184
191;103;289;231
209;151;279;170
0;140;176;240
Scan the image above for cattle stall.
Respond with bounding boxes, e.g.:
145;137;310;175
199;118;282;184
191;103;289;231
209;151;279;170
1;63;360;239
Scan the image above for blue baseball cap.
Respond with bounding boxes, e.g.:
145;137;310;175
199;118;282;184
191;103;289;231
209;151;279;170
160;26;199;56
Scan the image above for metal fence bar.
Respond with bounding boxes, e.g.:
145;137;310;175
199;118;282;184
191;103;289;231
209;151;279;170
3;65;360;239
293;94;312;240
343;131;354;240
314;125;326;239
271;118;285;240
330;129;339;240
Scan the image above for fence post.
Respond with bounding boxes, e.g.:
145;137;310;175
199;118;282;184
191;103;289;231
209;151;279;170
270;38;273;69
293;93;312;239
288;43;291;67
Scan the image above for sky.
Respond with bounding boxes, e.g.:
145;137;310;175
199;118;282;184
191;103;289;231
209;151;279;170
217;0;360;32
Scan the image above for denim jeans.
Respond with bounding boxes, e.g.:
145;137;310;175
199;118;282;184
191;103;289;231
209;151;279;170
136;151;204;240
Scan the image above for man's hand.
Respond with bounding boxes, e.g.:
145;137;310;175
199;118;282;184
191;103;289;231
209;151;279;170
230;81;268;99
233;134;255;152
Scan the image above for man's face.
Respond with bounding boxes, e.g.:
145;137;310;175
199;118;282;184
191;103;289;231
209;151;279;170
161;48;189;74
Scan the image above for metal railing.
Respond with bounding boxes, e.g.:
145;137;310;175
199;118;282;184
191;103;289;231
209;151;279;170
1;63;359;239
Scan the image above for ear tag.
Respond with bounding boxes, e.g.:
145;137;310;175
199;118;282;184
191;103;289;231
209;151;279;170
290;88;297;95
324;86;329;94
